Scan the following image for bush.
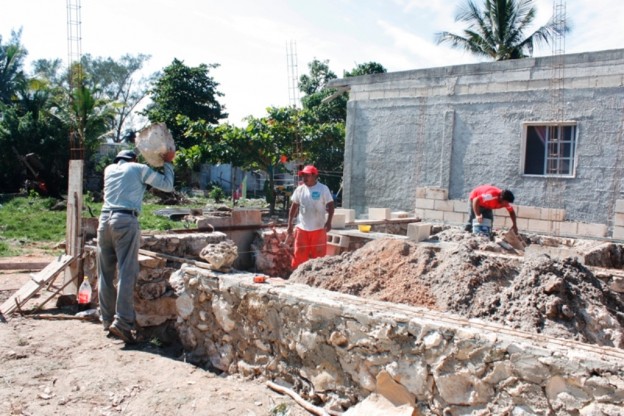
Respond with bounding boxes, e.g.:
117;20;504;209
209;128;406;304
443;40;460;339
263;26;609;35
209;186;226;203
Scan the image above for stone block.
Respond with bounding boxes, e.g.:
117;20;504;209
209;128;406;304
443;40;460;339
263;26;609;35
541;208;566;221
414;209;426;219
424;188;448;200
415;187;427;199
615;199;624;214
577;223;608;238
335;208;355;223
453;200;469;213
332;213;346;229
527;219;552;233
613;226;624;240
518;205;542;220
493;216;511;228
423;209;444;220
614;213;624;227
434;200;454;212
138;254;166;269
326;244;342;256
391;211;410;219
516;218;529;230
407;223;431;242
327;232;350;248
443;211;464;224
415;198;435;210
551;221;578;236
232;208;262;225
369;208;391;220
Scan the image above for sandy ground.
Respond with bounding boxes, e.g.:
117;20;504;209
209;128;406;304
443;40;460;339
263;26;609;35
0;259;308;416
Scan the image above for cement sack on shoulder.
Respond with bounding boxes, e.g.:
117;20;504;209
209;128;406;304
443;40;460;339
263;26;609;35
135;123;176;167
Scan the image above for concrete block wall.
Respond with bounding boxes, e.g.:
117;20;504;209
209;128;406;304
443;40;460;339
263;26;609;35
614;199;624;241
416;187;610;239
334;49;624;228
172;267;624;415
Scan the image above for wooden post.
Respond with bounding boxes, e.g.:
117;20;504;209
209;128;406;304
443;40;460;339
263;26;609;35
63;160;84;294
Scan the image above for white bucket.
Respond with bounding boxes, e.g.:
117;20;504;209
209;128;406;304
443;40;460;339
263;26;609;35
135;123;176;167
472;218;492;236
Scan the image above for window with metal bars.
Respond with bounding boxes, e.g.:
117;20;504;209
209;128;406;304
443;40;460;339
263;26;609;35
523;123;577;176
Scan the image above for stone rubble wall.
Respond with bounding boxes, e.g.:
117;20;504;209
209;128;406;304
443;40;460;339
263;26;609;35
84;232;229;327
171;266;624;415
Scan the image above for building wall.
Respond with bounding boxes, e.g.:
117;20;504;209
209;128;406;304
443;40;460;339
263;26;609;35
332;49;624;232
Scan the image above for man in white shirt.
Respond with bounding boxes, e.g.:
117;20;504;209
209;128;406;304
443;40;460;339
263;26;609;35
287;165;335;269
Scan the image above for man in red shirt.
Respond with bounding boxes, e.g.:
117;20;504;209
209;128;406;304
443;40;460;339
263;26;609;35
465;185;518;235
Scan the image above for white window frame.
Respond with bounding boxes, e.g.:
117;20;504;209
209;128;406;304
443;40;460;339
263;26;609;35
521;121;578;178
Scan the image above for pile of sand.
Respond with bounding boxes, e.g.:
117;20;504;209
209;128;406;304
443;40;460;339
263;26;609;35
290;229;624;348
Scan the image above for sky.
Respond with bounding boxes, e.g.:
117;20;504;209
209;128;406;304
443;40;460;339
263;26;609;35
2;0;623;126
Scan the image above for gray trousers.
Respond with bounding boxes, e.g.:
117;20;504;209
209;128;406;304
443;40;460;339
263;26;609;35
97;212;140;331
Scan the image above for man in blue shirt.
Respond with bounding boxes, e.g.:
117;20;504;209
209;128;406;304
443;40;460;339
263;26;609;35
97;149;175;343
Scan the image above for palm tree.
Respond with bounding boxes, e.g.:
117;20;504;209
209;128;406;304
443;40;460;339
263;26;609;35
435;0;568;60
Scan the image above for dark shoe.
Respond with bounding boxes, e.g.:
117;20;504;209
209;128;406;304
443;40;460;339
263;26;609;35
464;224;473;232
109;323;136;344
102;321;112;332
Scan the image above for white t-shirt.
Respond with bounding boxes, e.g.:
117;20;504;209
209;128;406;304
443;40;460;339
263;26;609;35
291;182;333;231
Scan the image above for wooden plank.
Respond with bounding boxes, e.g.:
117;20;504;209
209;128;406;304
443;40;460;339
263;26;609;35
31;254;74;284
1;254;76;316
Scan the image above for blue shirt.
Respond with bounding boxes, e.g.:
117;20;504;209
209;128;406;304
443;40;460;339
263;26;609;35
102;160;174;214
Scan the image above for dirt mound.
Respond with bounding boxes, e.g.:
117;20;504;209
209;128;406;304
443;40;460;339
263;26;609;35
290;230;624;348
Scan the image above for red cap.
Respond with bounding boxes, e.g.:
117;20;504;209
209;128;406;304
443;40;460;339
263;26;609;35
298;165;318;175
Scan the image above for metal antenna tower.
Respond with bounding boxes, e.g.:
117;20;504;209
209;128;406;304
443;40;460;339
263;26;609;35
286;40;300;108
64;0;85;295
66;0;84;159
550;0;566;121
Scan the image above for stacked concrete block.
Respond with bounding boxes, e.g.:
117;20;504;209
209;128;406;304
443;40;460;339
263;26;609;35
415;187;467;226
407;223;431;242
331;213;346;229
414;187;609;238
335;208;356;223
614;199;624;240
368;207;391;220
326;232;351;255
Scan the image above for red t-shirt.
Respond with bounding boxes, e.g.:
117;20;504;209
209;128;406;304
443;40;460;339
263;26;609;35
469;185;513;212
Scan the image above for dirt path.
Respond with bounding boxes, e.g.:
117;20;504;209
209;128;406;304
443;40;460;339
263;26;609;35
0;261;308;416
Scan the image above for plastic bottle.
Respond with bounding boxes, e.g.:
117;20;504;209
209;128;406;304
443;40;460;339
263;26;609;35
78;277;92;304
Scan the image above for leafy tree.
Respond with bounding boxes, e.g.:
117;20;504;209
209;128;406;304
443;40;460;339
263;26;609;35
297;60;386;193
234;107;301;214
0;77;68;196
142;58;227;148
0;29;27;105
435;0;568;60
344;62;387;78
80;53;153;143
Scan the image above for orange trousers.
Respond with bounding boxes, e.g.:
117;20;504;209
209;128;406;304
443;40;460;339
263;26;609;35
291;228;327;269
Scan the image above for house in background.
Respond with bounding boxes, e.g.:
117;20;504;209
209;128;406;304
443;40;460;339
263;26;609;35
328;48;624;239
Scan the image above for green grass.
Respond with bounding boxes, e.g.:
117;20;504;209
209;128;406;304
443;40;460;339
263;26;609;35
0;193;269;257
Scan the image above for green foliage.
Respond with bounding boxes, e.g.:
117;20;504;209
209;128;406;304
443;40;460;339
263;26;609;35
435;0;568;60
343;62;387;78
0;29;27;105
79;53;153;143
209;185;226;203
142;58;227;147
